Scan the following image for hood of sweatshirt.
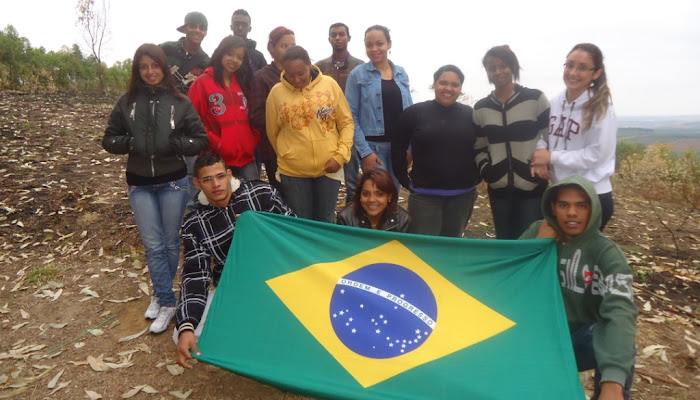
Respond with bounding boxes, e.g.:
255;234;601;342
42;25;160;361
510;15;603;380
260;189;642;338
540;175;602;243
280;65;322;93
245;38;257;50
556;87;592;108
202;66;215;78
197;177;242;206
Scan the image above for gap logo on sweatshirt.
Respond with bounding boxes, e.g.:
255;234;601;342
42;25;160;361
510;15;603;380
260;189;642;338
550;115;580;141
559;249;633;299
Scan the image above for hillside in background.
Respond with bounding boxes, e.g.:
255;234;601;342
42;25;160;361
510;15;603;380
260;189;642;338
618;116;700;153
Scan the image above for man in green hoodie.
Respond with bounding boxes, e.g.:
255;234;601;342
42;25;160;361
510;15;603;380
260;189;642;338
520;176;637;400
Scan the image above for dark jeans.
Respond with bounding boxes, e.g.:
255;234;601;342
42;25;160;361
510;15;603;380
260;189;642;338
228;161;260;182
408;191;477;237
570;323;634;400
184;156;198;210
343;147;361;203
254;146;262;175
263;159;281;192
280;174;340;223
489;191;543;239
598;192;614;231
348;141;401;196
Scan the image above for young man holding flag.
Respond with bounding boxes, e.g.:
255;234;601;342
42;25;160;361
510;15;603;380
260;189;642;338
520;176;637;400
174;152;294;368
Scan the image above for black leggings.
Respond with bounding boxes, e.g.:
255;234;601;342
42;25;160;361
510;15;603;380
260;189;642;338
598;192;614;231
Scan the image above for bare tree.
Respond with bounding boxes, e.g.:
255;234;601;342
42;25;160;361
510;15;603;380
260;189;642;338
76;0;110;92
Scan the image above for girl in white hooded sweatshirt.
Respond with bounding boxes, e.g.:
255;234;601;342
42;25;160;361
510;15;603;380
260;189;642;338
530;43;616;229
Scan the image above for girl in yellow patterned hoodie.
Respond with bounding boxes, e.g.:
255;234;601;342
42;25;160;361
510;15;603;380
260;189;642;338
266;45;354;222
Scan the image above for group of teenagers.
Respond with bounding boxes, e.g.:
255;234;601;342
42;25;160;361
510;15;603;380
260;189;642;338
101;9;637;400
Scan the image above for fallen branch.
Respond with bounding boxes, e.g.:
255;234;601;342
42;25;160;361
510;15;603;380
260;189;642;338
634;284;699;323
636;371;689;387
44;314;118;355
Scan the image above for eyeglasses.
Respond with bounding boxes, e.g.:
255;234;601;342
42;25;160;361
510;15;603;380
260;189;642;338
197;172;228;185
563;62;595;72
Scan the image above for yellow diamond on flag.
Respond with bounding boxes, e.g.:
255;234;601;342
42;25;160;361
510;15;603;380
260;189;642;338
266;240;516;388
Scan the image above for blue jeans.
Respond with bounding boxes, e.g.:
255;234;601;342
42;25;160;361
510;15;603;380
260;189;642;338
343;147;361;203
488;191;543;240
570;323;634;400
128;176;189;307
364;141;400;195
408;191;477;237
280;174;340;223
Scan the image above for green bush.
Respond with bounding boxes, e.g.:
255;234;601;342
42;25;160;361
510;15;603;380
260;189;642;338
0;24;129;93
616;140;646;171
618;143;700;209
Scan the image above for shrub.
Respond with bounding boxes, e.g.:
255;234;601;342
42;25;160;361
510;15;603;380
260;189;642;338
0;24;129;93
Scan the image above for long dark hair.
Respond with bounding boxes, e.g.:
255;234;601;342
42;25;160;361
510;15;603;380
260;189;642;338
126;43;183;103
209;36;253;97
568;43;612;131
353;168;399;217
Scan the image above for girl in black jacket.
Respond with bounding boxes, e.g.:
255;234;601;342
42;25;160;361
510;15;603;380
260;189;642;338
103;44;208;334
337;168;410;232
392;65;478;237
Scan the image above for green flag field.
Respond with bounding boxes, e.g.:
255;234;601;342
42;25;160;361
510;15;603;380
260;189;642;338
195;212;584;400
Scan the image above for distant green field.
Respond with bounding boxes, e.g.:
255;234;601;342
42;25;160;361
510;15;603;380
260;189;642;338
618;128;700;153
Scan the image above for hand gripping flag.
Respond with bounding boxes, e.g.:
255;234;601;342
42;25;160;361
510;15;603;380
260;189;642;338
195;212;584;400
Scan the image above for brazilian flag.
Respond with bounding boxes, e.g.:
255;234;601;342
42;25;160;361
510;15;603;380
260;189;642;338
195;212;584;399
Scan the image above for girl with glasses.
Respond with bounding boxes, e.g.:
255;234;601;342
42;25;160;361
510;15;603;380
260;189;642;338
530;43;616;230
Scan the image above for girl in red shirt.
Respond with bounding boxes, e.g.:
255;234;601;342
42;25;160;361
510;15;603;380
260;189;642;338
189;36;260;180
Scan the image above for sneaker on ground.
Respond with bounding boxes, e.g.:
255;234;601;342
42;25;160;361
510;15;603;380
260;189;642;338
144;296;160;320
149;306;176;334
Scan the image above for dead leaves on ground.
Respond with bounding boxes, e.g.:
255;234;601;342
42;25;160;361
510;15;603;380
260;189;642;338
121;384;158;398
1;93;697;399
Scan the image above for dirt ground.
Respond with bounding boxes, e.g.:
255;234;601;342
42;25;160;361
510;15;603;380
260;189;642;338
0;92;698;399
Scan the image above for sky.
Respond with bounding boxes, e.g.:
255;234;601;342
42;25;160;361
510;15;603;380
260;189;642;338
3;0;699;117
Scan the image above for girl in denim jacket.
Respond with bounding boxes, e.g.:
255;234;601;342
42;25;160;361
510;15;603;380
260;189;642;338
345;25;412;193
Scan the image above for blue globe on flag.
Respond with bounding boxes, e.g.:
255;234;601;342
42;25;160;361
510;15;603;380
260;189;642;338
329;263;438;358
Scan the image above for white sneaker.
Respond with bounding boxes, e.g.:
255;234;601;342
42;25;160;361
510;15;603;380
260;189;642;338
144;296;160;320
150;306;176;334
